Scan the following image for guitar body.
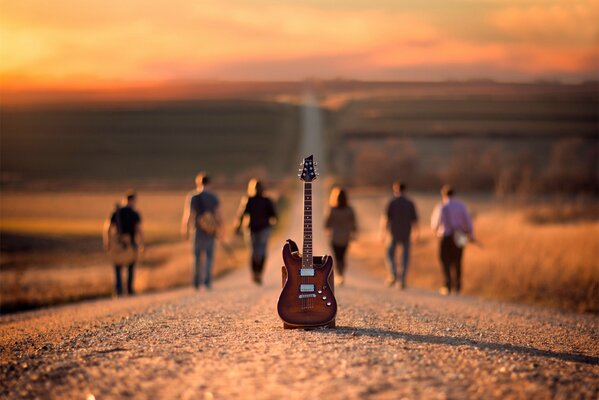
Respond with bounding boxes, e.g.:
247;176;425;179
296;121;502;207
277;239;337;328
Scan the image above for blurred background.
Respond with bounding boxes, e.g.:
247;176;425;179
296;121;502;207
1;0;597;313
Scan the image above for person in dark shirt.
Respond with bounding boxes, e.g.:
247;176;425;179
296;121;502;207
235;179;277;285
182;172;222;290
325;187;357;286
103;190;144;296
380;182;419;289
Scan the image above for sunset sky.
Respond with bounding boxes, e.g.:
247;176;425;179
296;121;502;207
1;0;597;90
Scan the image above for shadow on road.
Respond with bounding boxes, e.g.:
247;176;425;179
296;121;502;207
319;326;599;366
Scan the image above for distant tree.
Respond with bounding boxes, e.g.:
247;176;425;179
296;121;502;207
444;141;498;192
352;139;419;186
495;149;538;197
543;139;597;195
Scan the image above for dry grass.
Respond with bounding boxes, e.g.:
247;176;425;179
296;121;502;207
2;188;597;313
348;190;599;313
0;240;247;313
525;199;599;224
0;189;250;243
0;189;251;312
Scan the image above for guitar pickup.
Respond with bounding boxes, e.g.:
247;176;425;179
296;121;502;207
300;284;315;292
299;294;316;299
300;268;315;276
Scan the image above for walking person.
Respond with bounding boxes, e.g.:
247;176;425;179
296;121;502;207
103;190;144;296
182;172;222;290
430;185;474;295
325;187;357;286
380;182;419;289
235;179;278;285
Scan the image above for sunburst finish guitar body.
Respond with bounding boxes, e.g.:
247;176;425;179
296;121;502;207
277;155;337;328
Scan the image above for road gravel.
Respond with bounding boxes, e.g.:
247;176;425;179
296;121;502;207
1;258;598;399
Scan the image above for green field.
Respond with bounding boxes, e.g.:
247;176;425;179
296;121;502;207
2;81;596;192
1;100;300;186
328;82;597;191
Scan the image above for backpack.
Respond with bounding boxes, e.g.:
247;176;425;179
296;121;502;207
108;207;138;264
198;212;218;236
195;194;218;236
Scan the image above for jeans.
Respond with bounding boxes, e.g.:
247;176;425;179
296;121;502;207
250;228;270;274
440;235;463;292
331;243;348;276
250;228;270;260
387;237;410;285
194;232;215;288
114;263;135;295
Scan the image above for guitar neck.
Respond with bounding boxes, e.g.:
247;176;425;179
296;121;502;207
302;182;313;267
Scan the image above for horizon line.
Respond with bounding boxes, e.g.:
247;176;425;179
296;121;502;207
2;78;597;107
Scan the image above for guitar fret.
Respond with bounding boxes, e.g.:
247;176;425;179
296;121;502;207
302;181;314;267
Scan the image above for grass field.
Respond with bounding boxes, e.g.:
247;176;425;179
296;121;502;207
347;189;599;313
2;187;597;313
1;99;300;186
0;189;276;312
328;82;597;192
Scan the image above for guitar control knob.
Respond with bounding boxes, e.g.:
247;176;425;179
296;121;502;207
326;302;331;306
322;296;327;300
318;290;322;294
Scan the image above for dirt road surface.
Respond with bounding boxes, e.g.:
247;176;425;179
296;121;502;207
1;252;598;399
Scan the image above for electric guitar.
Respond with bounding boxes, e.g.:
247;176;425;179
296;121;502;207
277;155;337;329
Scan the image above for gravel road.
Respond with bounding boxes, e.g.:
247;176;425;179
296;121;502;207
1;255;598;399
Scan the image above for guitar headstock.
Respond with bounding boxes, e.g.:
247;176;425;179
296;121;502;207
298;155;318;182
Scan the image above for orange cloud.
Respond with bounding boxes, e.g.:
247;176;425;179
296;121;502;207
0;0;597;90
490;0;599;44
0;2;436;85
373;39;597;75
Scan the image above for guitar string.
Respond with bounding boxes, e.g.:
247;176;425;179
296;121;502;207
305;182;311;310
303;181;311;310
303;181;307;311
311;188;314;311
302;182;307;311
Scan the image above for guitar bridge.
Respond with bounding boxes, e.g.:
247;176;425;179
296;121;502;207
299;294;316;299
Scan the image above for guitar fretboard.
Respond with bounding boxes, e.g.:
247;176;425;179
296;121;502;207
302;182;313;268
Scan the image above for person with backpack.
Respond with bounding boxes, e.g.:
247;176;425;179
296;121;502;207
235;179;278;285
103;190;144;296
182;172;222;290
